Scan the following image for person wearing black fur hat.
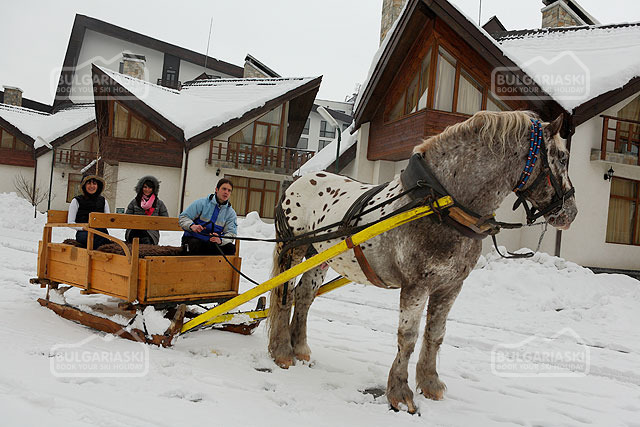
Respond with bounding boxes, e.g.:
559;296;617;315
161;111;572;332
125;175;169;245
67;174;110;249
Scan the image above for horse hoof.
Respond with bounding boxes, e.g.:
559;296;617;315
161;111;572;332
295;353;310;362
418;376;446;401
275;357;294;369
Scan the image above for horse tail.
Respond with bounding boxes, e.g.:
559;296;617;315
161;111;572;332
267;198;295;332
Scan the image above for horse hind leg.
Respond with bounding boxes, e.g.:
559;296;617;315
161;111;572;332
290;255;328;362
415;284;462;401
267;244;307;369
387;285;429;415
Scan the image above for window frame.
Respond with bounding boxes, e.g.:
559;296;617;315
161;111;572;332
606;176;640;246
109;99;168;142
224;174;280;219
0;127;31;152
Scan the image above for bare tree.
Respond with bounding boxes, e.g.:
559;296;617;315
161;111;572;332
14;174;49;218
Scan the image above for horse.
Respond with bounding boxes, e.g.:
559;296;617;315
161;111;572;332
267;110;577;414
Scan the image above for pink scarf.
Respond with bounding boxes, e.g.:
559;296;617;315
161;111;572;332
140;194;155;215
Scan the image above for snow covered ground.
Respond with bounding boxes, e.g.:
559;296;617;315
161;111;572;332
0;191;639;426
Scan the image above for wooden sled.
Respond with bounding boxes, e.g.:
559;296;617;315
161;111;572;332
32;210;261;347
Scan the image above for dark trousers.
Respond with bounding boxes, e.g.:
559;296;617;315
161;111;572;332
126;230;154;245
76;229;110;249
181;236;236;256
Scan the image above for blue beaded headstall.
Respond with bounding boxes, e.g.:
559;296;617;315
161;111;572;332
512;118;575;224
514;119;543;191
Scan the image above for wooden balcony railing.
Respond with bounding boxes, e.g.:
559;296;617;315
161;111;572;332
54;148;95;169
208;140;314;174
601;115;640;166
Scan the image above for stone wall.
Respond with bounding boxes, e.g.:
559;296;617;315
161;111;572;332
122;59;145;80
542;1;582;28
380;0;407;44
243;62;269;78
2;86;22;106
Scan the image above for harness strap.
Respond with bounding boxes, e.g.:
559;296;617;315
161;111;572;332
341;183;390;288
345;237;390;289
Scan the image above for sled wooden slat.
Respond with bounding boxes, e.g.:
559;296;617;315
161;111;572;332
35;212;243;306
89;213;183;231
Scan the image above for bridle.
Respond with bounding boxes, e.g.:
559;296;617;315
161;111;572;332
512;119;575;225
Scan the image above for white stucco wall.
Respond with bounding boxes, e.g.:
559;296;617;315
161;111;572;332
0;164;35;199
557;93;640;270
115;163;182;217
68;30;236;103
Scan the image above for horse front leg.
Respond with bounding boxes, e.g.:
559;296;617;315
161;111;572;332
416;284;462;400
387;286;429;414
290;264;327;362
268;246;307;369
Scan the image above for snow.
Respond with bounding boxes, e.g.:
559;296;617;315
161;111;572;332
1;190;639;426
0;104;95;148
498;24;640;111
295;123;357;175
98;66;319;141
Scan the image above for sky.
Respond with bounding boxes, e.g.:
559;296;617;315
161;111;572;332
1;0;640;106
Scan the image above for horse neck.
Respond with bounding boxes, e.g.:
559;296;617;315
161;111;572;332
422;133;527;215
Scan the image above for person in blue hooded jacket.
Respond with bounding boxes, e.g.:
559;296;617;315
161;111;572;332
179;178;237;256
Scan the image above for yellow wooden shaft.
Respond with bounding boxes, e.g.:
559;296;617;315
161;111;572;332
181;196;453;333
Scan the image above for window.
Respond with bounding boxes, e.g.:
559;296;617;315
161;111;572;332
297;137;308;150
342;123;350;131
386;48;432;121
486;92;510;112
0;127;30;151
111;101;166;142
225;175;280;219
318;139;332;151
433;47;456;112
229;105;284;147
606;177;640;245
456;70;483;115
302;118;310;135
319;120;335;138
66;173;83;203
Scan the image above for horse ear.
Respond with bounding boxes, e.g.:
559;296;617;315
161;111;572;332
546;115;563;136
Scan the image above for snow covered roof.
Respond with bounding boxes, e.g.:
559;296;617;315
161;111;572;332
0;103;95;148
97;66;320;141
497;23;640;111
295;123;356;175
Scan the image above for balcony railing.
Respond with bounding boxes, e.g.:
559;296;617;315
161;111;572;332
208;140;314;174
600;115;640;166
54;148;95;169
156;79;181;90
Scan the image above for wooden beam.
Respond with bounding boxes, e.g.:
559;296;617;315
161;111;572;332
128;238;139;302
89;213;182;231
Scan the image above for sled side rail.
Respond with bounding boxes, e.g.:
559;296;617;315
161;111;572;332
181;195;454;333
89;213;183;231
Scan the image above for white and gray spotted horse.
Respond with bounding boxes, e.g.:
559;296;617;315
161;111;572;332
267;110;577;414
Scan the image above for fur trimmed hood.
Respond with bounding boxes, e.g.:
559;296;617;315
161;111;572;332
135;175;160;195
80;174;105;197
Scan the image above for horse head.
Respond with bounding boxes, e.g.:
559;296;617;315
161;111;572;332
513;115;577;230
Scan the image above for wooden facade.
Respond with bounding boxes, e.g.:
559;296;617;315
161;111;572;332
99;98;183;168
0;125;34;167
368;17;531;161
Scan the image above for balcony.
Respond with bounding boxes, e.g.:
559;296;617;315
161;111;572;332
156;79;181;90
208;140;314;174
595;115;640;166
54;148;95;169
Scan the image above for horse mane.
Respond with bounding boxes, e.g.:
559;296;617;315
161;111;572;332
413;110;539;157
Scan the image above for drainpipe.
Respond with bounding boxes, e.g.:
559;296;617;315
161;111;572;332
179;146;189;213
554;113;575;257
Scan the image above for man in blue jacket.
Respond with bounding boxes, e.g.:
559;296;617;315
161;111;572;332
179;178;238;255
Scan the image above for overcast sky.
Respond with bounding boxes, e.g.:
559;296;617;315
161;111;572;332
1;0;639;106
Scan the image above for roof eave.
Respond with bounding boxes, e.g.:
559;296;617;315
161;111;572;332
187;76;323;150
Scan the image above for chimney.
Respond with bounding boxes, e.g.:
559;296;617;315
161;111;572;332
380;0;407;45
541;0;591;28
2;86;23;106
121;52;146;80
